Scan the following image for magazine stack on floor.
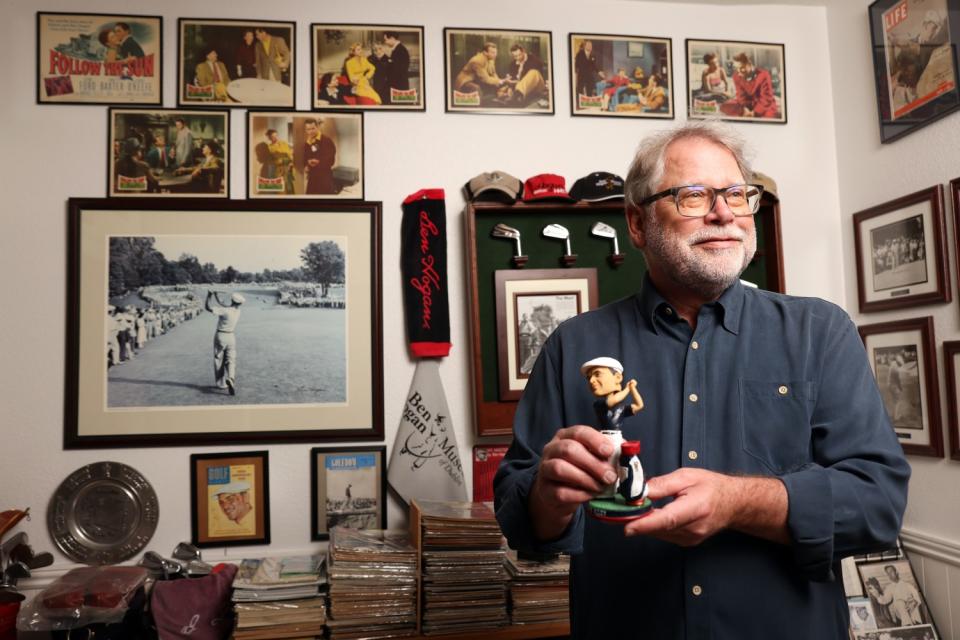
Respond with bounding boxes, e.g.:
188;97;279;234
505;549;570;625
230;555;327;640
418;500;508;635
325;527;418;639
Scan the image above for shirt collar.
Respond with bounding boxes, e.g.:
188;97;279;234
636;274;744;335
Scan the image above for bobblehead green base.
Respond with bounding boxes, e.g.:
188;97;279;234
586;495;653;522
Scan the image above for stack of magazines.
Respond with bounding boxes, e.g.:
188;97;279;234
230;555;327;640
505;550;570;625
418;500;508;635
325;527;418;639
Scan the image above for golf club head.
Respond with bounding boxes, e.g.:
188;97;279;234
590;222;617;239
4;561;30;584
185;560;213;577
172;541;202;562
491;223;520;240
8;543;35;565
541;223;570;241
26;552;54;570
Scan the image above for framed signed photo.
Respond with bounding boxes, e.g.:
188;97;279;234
685;39;786;123
312;24;425;110
178;18;295;108
65;198;383;448
191;451;269;548
944;341;960;460
247;111;363;199
569;33;673;118
856;559;935;631
859;316;943;457
494;268;598;401
108;108;229;198
37;12;162;105
869;0;960;143
310;446;386;540
444;27;554;114
853;185;951;312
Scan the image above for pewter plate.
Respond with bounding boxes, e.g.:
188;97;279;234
47;462;159;565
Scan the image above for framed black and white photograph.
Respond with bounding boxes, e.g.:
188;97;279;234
853;185;951;312
858;316;943;457
857;559;935;632
848;596;880;635
310;445;386;540
444;27;554;114
246;111;363;199
943;340;960;461
191;451;270;548
494;268;598;401
569;33;673;118
312;24;425;110
65;198;383;448
685;39;786;123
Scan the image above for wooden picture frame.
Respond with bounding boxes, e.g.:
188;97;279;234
310;445;386;540
943;340;960;461
853;185;951;312
37;12;163;105
65;198;383;448
191;450;270;548
856;558;937;631
858;316;943;457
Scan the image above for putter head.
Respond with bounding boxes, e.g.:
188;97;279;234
541;223;570;241
172;542;202;562
26;552;54;570
491;223;520;241
590;221;617;239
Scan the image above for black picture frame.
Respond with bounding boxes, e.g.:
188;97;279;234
310;445;386;540
191;450;270;548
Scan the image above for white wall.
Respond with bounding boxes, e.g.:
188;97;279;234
0;0;844;593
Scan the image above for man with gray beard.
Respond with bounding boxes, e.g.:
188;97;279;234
494;121;909;639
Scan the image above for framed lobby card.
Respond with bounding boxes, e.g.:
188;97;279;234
191;451;270;548
108;108;229;198
859;316;943;457
944;341;960;461
310;445;386;540
312;24;425;110
569;33;673;118
64;198;383;448
853;185;951;312
685;39;787;123
178;18;295;108
247;111;363;199
869;0;960;143
444;27;554;114
37;12;162;105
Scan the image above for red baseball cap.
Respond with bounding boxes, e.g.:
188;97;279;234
522;173;574;202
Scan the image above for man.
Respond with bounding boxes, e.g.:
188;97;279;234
494;121;910;639
206;290;244;395
721;52;779;118
114;22;144;60
194;48;231;102
874;565;923;626
146;134;174;171
382;31;411;104
235;29;258;78
453;42;502;101
212;481;253;525
173;118;194;168
574;39;603;98
254;27;290;82
502;44;547;107
265;128;295;194
302;118;336;195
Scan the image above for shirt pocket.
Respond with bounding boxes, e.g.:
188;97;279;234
738;379;814;475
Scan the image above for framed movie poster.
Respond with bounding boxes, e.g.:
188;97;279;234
310;446;386;540
64;198;383;448
178;18;295;108
37;12;162;105
444;27;554;114
494;268;598;401
569;33;673;118
247;112;364;199
191;451;270;548
108;108;229;198
685;39;787;123
869;0;960;143
944;341;960;461
858;316;943;457
312;24;425;110
853;185;951;312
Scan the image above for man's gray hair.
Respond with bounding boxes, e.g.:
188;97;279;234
624;120;753;215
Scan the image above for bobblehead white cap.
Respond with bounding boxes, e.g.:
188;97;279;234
580;356;624;377
211;480;250;497
231;293;246;304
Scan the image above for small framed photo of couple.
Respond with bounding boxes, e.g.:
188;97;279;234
311;24;425;110
685;39;786;123
37;12;162;105
852;185;951;312
856;559;937;635
569;33;673;118
859;316;943;458
310;446;386;540
191;451;270;548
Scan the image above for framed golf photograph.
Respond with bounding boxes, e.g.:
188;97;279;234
444;27;554;114
312;24;425;110
869;0;960;143
178;18;295;108
853;185;951;312
858;316;943;457
494;268;598;401
246;111;363;199
37;12;162;105
191;451;270;548
108;108;229;198
64;198;383;448
685;39;787;123
856;559;935;631
310;445;386;540
944;341;960;461
569;33;673;118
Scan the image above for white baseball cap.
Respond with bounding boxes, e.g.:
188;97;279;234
580;356;624;376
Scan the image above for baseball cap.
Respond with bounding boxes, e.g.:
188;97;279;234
522;174;574;202
464;171;522;202
570;172;625;202
580;356;624;376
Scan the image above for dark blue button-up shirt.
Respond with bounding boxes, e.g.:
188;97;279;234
494;278;910;639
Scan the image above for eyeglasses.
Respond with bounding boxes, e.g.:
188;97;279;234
639;183;764;217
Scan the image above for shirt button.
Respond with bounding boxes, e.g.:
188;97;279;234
665;307;673;315
688;450;698;460
778;385;788;395
692;585;703;596
688;393;698;403
691;341;699;350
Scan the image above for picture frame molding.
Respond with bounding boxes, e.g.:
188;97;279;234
943;340;960;461
309;445;386;541
190;450;270;548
